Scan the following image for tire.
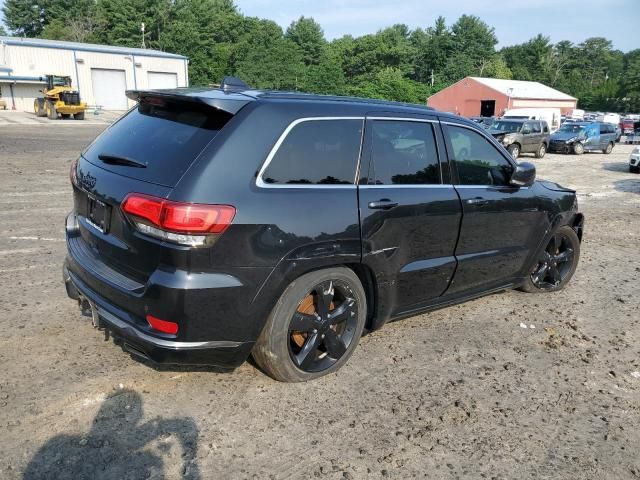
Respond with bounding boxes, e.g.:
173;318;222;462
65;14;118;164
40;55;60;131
630;165;640;174
603;142;613;154
74;111;85;120
252;267;367;382
535;143;547;159
46;101;57;120
573;143;584;155
507;144;520;159
34;98;46;117
520;225;580;293
61;113;70;119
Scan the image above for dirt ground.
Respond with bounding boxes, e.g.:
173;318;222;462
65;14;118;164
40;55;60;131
0;124;638;480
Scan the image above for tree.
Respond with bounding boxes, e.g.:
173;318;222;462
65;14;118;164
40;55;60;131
484;56;512;79
234;37;305;90
302;48;346;95
285;16;325;66
0;24;7;36
578;37;613;87
450;15;497;66
622;49;640;96
160;0;244;85
2;0;46;36
347;68;431;103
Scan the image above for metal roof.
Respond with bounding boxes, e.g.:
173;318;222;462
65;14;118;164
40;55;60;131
469;77;576;101
0;36;187;60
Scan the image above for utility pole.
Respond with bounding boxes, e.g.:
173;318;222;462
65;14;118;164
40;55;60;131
141;23;146;49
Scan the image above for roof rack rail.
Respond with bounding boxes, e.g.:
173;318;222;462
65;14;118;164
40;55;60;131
220;76;250;91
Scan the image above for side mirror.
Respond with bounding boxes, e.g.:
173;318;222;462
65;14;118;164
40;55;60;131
522;128;531;135
511;161;536;187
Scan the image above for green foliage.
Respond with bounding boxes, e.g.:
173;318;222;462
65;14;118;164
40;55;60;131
0;2;636;111
347;68;431;104
2;0;46;37
285;16;325;66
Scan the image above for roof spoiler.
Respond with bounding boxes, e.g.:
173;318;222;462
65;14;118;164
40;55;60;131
125;89;253;115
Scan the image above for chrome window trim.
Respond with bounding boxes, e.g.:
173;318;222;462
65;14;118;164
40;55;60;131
359;184;454;189
367;116;438;123
256;116;365;189
455;185;529;190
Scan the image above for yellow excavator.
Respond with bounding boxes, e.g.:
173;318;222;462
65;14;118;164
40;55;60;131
34;75;86;120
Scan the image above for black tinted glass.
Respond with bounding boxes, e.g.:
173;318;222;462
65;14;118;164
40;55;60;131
445;125;514;186
262;119;362;185
84;98;228;186
369;120;440;185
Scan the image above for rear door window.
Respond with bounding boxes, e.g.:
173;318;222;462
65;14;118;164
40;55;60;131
83;98;230;187
367;120;440;185
531;122;542;134
261;119;362;185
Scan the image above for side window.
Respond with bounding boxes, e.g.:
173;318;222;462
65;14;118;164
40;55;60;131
445;125;514;186
531;121;542;134
542;122;549;133
261;119;362;185
599;123;606;134
368;120;440;185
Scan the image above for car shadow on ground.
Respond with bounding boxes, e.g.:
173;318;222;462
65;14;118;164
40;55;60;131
23;389;201;480
614;178;640;194
602;161;630;173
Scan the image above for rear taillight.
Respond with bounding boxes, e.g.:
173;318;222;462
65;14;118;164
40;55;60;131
146;314;178;334
121;193;235;246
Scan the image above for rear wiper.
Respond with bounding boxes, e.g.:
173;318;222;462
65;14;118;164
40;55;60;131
98;153;147;168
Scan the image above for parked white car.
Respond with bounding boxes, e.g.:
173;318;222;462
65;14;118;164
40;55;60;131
630;147;640;173
503;108;562;133
568;109;585;120
597;113;621;125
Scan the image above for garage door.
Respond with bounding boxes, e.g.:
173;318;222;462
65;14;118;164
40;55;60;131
91;69;128;110
147;72;178;89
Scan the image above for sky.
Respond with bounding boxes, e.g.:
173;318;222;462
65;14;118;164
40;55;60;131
234;0;639;52
0;0;638;52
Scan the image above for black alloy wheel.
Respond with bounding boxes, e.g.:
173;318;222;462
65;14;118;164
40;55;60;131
522;225;580;293
288;280;359;372
253;267;366;382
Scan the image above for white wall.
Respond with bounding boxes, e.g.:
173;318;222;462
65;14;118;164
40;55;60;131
3;43;188;111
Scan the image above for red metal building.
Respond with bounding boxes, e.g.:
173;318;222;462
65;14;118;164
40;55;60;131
427;77;577;117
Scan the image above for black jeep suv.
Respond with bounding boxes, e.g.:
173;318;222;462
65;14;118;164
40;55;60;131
64;81;584;382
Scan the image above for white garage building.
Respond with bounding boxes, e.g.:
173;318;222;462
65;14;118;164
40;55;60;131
0;36;188;112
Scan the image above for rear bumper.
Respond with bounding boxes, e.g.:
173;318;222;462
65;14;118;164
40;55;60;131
63;211;262;367
64;264;254;366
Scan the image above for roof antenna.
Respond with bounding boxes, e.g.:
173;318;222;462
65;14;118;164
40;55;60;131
220;76;250;91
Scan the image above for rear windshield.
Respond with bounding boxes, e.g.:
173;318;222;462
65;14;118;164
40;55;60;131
83;98;230;186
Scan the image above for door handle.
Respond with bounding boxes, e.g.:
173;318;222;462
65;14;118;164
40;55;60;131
368;199;398;210
466;197;489;206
